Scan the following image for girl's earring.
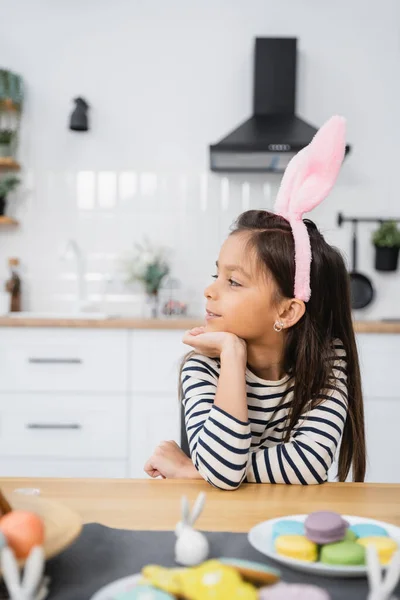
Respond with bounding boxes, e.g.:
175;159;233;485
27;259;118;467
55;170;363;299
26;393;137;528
273;320;284;333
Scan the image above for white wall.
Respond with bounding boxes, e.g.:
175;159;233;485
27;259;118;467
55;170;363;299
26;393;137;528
0;0;399;317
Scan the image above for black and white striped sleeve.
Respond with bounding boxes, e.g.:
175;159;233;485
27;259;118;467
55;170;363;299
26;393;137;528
181;354;252;490
247;344;348;485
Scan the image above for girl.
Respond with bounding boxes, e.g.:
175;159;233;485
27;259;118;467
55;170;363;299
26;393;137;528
144;116;366;489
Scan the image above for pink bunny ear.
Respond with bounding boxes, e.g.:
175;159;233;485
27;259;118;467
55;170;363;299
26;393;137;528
274;116;346;218
290;116;346;215
273;146;309;218
274;115;347;302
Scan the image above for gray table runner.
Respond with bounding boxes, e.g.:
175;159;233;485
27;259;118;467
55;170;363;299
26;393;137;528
35;524;399;600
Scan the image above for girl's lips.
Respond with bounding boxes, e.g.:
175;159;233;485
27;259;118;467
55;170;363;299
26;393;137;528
206;309;221;320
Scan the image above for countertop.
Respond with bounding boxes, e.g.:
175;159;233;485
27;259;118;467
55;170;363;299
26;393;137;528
0;316;399;333
0;317;202;329
2;478;400;530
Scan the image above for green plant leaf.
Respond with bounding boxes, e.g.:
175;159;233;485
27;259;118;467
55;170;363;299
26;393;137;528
0;175;20;198
0;129;14;144
122;238;171;293
372;221;400;248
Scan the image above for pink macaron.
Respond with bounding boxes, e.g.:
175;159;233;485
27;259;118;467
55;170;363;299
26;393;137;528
305;511;348;545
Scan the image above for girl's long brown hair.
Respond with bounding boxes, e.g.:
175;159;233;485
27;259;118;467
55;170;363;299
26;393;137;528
234;210;366;482
180;209;366;483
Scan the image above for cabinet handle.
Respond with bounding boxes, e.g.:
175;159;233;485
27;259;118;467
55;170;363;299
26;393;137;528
28;358;83;364
26;423;82;430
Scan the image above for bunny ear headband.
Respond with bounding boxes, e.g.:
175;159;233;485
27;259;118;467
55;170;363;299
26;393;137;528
273;115;347;302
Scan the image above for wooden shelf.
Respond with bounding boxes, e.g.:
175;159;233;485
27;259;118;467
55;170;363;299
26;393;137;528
0;99;21;112
0;158;20;171
0;216;18;226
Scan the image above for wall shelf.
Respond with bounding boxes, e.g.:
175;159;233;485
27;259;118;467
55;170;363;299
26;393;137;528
0;158;20;171
0;216;18;226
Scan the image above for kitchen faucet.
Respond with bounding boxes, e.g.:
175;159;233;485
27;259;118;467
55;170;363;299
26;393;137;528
60;239;91;313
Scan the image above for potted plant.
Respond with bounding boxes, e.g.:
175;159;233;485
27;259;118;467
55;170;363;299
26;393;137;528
0;69;24;112
0;175;20;216
0;129;14;157
124;238;170;317
372;221;400;272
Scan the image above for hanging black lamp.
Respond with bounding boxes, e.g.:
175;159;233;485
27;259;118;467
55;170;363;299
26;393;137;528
69;97;89;131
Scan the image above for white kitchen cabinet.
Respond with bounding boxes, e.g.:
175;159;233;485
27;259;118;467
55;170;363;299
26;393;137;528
357;334;400;399
356;334;400;483
0;326;185;479
129;394;180;478
127;330;186;477
364;397;400;483
0;326;398;483
0;393;127;460
130;329;188;393
0;327;130;478
0;328;129;392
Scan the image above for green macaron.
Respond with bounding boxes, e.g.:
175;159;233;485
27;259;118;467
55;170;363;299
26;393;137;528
343;529;358;542
320;541;366;566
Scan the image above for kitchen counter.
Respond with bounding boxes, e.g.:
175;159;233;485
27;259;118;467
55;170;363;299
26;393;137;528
0;316;400;333
2;479;400;530
0;316;202;329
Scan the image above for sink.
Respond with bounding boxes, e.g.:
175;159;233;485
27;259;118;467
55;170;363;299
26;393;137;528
8;311;112;320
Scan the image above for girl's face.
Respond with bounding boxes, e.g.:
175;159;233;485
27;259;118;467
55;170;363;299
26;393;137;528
204;232;279;341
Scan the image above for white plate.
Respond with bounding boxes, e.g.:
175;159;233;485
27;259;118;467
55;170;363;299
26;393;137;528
249;514;400;578
91;574;141;600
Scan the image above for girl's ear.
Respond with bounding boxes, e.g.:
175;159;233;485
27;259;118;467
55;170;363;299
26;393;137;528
278;298;306;329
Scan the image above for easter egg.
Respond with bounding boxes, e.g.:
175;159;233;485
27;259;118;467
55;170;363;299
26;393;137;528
0;510;44;558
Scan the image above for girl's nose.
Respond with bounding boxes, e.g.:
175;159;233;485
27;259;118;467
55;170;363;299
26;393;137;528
204;280;218;300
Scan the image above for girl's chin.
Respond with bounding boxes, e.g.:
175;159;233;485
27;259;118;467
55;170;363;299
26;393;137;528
205;321;245;338
205;320;234;334
205;320;224;331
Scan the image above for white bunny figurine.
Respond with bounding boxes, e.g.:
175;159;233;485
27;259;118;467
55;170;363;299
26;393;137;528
367;545;400;600
175;492;209;567
1;545;50;600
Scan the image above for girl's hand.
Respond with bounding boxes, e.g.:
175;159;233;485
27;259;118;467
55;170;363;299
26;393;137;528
182;327;247;359
144;441;202;480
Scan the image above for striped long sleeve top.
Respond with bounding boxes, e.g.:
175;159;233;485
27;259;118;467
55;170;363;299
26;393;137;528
181;341;348;490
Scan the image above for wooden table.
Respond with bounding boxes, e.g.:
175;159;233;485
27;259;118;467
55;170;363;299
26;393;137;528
2;478;400;531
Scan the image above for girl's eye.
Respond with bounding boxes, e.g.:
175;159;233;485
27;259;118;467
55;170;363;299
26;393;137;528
211;274;241;287
229;278;241;287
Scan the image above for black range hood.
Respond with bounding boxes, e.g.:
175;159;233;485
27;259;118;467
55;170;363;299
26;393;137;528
209;38;351;173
